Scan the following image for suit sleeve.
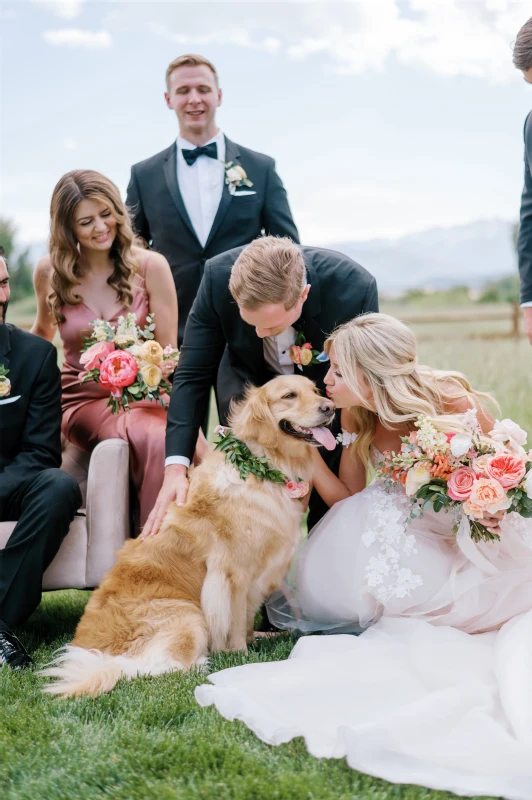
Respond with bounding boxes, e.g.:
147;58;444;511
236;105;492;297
165;263;227;461
261;160;300;243
126;166;151;245
518;113;532;304
361;277;379;314
0;347;62;498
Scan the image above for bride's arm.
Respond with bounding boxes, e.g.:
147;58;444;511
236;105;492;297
310;410;367;507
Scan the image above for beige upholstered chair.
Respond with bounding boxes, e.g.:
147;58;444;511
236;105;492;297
0;437;130;590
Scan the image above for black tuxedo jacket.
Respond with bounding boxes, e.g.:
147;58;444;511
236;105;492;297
518;111;532;304
126;136;299;344
166;246;379;461
0;324;62;499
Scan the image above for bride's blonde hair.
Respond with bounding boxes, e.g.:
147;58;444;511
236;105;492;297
325;313;496;469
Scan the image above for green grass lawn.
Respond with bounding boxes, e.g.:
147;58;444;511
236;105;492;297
2;300;526;799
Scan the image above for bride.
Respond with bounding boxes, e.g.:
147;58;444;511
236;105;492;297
196;313;532;800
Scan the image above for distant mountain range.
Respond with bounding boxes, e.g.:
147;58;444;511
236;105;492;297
328;219;517;294
22;218;518;295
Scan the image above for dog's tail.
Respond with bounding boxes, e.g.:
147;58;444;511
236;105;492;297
40;646;140;697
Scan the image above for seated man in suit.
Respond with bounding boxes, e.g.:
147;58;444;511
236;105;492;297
126;53;299;346
0;252;81;669
142;236;379;540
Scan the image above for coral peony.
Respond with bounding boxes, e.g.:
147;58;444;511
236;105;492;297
465;477;511;517
80;341;114;371
485;453;526;489
447;466;476;501
99;350;138;390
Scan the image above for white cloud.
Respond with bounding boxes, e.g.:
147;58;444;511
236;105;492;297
42;29;112;48
63;137;77;150
120;0;532;84
32;0;85;20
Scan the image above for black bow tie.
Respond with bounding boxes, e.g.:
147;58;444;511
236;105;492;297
182;142;218;166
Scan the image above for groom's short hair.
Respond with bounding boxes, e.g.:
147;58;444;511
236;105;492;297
165;54;219;88
229;237;306;311
514;17;532;71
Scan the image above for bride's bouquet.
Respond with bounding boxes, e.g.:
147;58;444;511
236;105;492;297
80;312;179;413
376;411;532;542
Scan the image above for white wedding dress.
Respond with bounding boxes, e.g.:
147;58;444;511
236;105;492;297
195;447;532;800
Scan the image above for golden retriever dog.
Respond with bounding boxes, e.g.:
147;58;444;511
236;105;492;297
42;375;335;697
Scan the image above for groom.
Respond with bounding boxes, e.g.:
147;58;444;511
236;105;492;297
142;236;379;539
126;53;299;345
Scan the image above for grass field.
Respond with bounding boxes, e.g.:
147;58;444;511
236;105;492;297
2;298;527;800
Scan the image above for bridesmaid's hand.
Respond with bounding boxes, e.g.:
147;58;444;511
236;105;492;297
141;464;189;539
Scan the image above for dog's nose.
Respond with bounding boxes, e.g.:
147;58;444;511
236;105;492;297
320;400;334;414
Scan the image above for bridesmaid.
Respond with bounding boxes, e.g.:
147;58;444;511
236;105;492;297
32;169;193;529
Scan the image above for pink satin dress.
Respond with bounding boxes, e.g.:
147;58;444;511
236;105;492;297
60;254;167;528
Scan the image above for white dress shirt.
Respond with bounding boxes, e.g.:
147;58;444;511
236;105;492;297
177;130;225;247
165;327;298;469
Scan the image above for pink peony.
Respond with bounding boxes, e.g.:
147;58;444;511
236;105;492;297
485;453;526;489
447;466;476;501
80;341;114;370
99;350;138;391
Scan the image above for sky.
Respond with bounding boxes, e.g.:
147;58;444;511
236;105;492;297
1;0;532;248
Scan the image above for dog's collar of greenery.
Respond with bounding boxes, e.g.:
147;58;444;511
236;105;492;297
213;428;288;484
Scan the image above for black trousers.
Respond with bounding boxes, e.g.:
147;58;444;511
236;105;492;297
0;468;81;631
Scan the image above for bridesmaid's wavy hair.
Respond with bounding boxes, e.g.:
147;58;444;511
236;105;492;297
48;170;139;324
325;313;497;471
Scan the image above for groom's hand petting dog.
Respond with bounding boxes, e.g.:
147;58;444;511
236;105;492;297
41;375;335;697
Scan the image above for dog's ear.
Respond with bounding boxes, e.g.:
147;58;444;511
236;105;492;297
232;385;279;450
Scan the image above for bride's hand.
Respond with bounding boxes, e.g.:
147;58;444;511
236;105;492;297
482;510;506;534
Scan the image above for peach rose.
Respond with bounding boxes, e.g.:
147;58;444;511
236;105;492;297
140;340;164;365
447;466;476;501
464;477;511;518
485;453;526;489
0;378;11;398
140;364;162;391
99;350;138;391
80;341;114;371
472;454;491;476
289;345;302;365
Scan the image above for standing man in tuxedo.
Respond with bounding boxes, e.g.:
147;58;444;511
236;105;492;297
126;54;299;345
0;252;81;669
514;17;532;343
142;236;379;540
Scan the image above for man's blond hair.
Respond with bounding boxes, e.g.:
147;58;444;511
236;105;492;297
165;54;219;89
229;237;306;310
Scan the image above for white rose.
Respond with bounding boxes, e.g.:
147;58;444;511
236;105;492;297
524;469;532;500
450;434;472;458
405;463;432;497
490;419;528;451
226;167;243;182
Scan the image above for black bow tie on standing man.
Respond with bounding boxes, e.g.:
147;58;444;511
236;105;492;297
182;141;218;166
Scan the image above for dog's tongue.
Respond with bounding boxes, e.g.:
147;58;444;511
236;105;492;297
310;426;337;451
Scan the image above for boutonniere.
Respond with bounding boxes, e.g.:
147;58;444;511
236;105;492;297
289;330;329;371
0;364;11;398
213;426;309;500
223;161;253;195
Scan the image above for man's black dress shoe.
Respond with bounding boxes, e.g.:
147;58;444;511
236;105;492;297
0;630;33;669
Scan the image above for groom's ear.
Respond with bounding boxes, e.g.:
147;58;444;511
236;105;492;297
232;385;279;449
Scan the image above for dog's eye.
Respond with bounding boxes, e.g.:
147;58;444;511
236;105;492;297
282;392;297;400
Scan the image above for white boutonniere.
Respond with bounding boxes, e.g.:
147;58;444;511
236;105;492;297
0;364;11;398
223;161;253;195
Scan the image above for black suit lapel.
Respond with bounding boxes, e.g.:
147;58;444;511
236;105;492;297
0;323;11;369
163;143;201;245
204;137;239;250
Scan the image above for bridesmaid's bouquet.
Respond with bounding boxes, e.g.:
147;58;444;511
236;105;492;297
376;411;532;543
80;312;179;413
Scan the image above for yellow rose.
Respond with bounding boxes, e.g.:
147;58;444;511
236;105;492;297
140;340;164;365
299;348;313;366
0;378;11;398
141;364;162;391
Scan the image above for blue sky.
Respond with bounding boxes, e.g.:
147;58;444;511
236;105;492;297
1;0;532;246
